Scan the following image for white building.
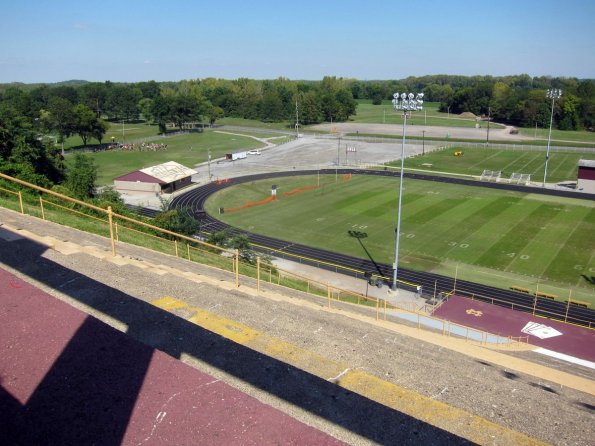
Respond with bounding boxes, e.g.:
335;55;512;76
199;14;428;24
114;161;197;195
577;159;595;194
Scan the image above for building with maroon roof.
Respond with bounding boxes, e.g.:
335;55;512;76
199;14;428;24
577;159;595;194
114;161;197;195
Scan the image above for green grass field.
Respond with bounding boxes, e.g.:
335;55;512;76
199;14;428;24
398;146;595;184
350;100;505;129
66;129;266;185
205;174;595;302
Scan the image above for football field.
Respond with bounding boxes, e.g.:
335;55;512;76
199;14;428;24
205;174;595;301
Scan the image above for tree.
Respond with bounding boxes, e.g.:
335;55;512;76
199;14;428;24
260;89;284;121
95;186;126;213
208;106;224;126
153;208;200;238
0;104;64;186
170;94;201;129
151;95;172;134
105;85;141;121
91;118;109;145
46;96;75;150
299;91;322;124
367;82;387;105
138;98;154;122
65;153;97;199
72;104;98;145
137;80;161;100
558;94;580;130
207;229;232;247
78;82;108;117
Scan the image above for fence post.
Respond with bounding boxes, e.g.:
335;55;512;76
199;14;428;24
174;240;178;257
114;222;119;241
18;191;24;214
39;196;45;220
235;249;240;287
257;256;261;293
107;206;116;256
564;291;571;322
327;284;331;308
187;244;191;260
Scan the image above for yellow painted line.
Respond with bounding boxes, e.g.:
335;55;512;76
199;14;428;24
339;371;544;446
152;296;189;311
187;306;260;344
150;296;548;446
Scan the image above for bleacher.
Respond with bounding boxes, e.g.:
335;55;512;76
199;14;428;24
509;173;531;185
479;170;502;182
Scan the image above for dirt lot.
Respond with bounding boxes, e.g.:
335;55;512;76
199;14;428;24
309;122;532;141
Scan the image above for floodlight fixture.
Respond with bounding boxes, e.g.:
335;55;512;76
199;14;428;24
391;91;423;291
543;89;562;187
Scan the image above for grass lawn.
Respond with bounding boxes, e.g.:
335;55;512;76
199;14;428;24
398;146;595;184
61;122;163;150
350;100;505;129
205;174;595;302
518;126;595;144
68;129;266;185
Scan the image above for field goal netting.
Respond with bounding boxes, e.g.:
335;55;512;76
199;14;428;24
480;170;502;182
509;173;531;185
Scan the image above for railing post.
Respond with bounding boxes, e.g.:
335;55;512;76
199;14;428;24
174;240;178;257
565;291;571;322
114;222;119;241
39;196;45;220
18;191;24;214
235;249;240;287
257;256;261;293
107;206;116;256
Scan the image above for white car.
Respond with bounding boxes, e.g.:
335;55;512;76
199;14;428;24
247;150;261;155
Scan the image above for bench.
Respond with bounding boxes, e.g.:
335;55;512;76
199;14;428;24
510;285;531;294
565;299;591;308
535;291;558;300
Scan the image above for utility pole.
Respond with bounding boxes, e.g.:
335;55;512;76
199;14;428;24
336;136;341;182
295;100;299;138
208;149;211;181
486;106;491;145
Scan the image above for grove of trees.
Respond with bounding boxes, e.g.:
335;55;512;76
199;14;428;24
1;74;593;196
348;75;594;131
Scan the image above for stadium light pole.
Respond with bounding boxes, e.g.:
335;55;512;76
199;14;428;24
543;89;562;187
391;92;424;291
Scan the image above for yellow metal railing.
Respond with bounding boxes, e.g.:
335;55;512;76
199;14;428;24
0;173;556;345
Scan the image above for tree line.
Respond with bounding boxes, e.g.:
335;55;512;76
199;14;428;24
1;74;593;193
349;74;594;131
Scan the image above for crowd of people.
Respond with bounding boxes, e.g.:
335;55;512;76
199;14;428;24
106;142;168;152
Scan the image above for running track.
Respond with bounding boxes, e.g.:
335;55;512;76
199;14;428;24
170;169;595;328
0;267;345;445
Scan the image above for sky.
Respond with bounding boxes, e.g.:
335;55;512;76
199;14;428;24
1;0;594;83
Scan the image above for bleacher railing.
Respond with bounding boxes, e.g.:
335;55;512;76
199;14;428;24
0;172;533;348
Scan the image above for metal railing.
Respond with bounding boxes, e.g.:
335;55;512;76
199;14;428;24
0;173;532;348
